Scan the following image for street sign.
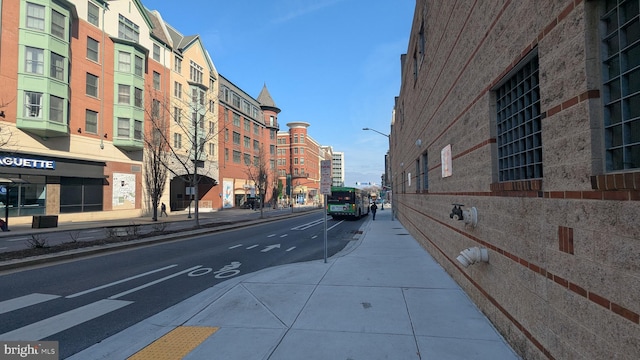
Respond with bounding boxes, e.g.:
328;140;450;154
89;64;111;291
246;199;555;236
320;160;332;195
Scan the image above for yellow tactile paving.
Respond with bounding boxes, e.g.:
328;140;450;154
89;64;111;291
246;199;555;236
128;326;219;360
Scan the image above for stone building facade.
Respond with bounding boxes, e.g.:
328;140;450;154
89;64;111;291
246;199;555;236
394;1;639;359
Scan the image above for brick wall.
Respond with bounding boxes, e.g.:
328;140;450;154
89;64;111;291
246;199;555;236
395;1;639;359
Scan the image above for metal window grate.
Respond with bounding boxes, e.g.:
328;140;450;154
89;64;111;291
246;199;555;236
496;55;542;181
601;0;640;171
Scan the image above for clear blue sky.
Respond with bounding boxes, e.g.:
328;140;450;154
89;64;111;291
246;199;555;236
144;0;415;187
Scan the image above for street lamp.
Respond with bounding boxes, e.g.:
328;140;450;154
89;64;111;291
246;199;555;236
362;127;394;220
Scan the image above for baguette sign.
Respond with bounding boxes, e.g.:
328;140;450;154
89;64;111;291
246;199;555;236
0;156;55;170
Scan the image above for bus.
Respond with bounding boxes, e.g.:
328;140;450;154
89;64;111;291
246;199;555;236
326;186;370;219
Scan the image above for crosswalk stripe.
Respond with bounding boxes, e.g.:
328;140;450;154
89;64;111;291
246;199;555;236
0;299;132;340
0;293;61;315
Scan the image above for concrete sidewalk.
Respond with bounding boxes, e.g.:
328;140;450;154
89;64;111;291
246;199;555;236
68;209;519;360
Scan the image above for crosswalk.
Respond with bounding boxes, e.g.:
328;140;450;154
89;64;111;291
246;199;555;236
0;263;192;342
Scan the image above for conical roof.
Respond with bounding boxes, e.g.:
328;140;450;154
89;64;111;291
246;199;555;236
257;84;280;113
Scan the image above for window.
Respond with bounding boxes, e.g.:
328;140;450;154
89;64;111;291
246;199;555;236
118;84;130;104
85;109;98;134
209;143;216;156
87;37;99;61
134;120;142;140
49;95;64;123
233;131;240;145
174;82;182;98
153;71;161;90
50;52;64;81
25;47;44;74
244;153;251;165
118;51;131;72
601;2;640;171
189;60;203;83
60;177;103;213
233;150;241;163
225;148;229;161
244;119;250;131
209;99;215;112
174;107;181;123
87;2;100;27
134;88;143;108
269;115;275;126
293;134;298;143
254;123;259;135
253;140;260;151
233;113;240;126
244;136;250;148
422;151;429;190
51;10;65;39
232;93;241;108
174;133;182;148
415;159;421;191
300;158;304;165
495;53;542;181
117;117;129;137
294;158;298;165
134;55;143;76
209;121;214;135
293;148;298;154
174;56;182;73
26;3;45;31
24;91;43;118
86;73;98;97
300;134;305;143
225;129;229;141
118;14;139;42
152;44;160;62
270;144;275;155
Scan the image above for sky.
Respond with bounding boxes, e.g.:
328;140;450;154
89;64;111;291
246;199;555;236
144;0;415;187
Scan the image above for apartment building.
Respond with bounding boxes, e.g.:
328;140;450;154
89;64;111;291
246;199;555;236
0;0;172;223
393;1;639;359
331;151;344;187
276;122;329;206
218;77;279;208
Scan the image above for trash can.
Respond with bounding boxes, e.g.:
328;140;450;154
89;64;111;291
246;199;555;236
32;215;58;228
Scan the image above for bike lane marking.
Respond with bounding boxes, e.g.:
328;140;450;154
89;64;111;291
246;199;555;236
66;264;179;298
108;266;202;300
0;293;61;314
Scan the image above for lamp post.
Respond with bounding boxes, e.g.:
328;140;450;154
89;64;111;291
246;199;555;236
363;127;394;220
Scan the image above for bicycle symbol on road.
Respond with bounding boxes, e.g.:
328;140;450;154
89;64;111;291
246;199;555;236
213;261;242;279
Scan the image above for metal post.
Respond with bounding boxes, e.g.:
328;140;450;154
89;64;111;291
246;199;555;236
323;193;328;263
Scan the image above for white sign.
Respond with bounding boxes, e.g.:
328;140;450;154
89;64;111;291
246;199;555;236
320;160;332;195
441;144;452;177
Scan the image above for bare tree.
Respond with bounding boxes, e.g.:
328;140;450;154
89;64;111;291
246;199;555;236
0;99;15;148
245;145;272;219
143;95;170;221
147;86;219;226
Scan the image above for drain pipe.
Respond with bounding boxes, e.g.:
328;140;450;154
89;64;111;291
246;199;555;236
456;247;489;268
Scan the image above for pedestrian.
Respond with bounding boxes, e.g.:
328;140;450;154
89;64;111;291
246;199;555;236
160;203;168;217
0;218;7;231
370;202;378;220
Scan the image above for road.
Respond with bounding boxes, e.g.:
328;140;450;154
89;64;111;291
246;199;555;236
0;212;367;358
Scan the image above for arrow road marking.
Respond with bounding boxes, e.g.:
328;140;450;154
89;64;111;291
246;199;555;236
261;244;281;252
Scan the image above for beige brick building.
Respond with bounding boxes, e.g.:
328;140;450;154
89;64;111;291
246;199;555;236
394;1;639;359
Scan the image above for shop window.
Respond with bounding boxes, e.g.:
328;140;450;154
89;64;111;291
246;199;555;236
0;175;46;217
60;177;103;213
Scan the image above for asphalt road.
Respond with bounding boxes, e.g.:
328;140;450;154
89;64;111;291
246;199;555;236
0;212;367;358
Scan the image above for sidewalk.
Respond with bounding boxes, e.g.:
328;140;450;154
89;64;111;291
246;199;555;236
68;209;520;360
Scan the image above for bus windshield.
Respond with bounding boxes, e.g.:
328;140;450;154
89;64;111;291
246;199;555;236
328;191;355;203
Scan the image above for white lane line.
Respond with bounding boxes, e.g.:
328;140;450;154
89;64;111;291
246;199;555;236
286;247;296;252
291;219;324;231
311;235;318;239
66;264;179;298
328;220;344;231
6;237;30;242
0;247;6;250
0;299;132;341
77;237;96;241
108;265;202;300
267;234;276;237
279;234;288;238
246;245;259;249
228;244;243;249
85;229;102;233
0;293;61;315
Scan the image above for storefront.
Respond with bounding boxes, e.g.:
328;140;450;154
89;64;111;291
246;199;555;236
0;153;106;218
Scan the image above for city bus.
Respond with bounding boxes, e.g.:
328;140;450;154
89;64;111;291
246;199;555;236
326;186;370;219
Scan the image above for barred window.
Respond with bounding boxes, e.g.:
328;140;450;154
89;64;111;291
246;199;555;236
495;53;542;181
601;0;640;171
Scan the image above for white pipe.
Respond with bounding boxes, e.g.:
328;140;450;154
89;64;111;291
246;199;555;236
456;247;489;268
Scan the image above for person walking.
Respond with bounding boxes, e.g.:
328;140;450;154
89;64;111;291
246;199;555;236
370;202;378;220
160;203;168;217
